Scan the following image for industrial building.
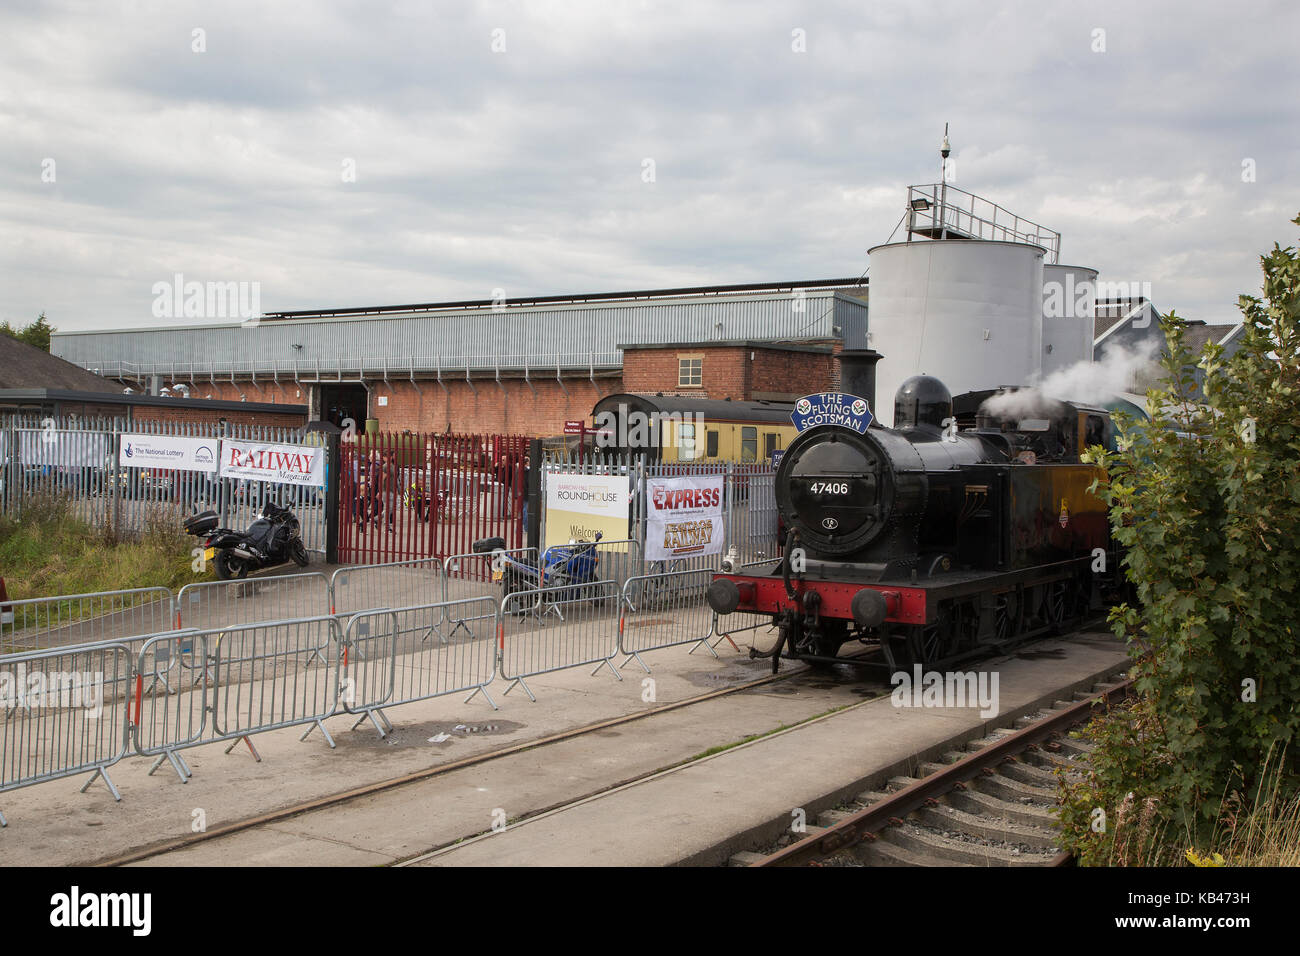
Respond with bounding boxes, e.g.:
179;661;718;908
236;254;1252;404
49;181;1240;435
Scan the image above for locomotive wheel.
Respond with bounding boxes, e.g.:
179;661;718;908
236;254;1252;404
1042;580;1069;634
907;621;946;668
992;592;1018;643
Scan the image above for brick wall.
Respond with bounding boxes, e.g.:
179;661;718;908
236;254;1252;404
623;345;836;401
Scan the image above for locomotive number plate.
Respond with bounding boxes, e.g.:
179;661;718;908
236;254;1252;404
808;482;850;495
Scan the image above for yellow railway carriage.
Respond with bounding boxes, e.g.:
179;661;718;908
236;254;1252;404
590;394;798;463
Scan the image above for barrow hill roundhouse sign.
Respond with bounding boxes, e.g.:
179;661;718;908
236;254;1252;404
790;393;873;434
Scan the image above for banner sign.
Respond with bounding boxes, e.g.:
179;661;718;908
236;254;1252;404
220;440;325;487
645;475;724;561
16;430;110;468
543;472;629;550
791;392;873;433
120;435;219;473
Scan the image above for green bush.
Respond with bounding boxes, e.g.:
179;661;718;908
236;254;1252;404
1060;213;1300;863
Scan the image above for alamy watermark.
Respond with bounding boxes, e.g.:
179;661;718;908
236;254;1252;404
891;664;1000;718
151;273;261;321
1043;277;1152;321
0;665;104;717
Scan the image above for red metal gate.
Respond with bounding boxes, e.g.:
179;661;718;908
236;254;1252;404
338;432;529;564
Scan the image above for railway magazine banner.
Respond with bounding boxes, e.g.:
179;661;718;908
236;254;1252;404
119;434;219;473
219;439;325;487
645;475;724;561
543;472;630;550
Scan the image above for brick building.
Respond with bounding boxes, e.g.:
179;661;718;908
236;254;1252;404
51;280;870;436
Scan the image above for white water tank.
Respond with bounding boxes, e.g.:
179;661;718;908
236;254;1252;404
866;239;1047;426
1041;264;1098;377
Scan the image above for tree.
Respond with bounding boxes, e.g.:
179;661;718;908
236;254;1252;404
1059;213;1300;862
0;313;55;352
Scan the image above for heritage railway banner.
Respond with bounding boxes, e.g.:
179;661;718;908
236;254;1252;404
543;472;630;551
644;475;724;562
220;439;325;487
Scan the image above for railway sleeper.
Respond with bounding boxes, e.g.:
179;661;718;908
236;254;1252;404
969;771;1057;805
852;838;971;868
944;787;1058;829
878;822;1056;866
996;758;1066;789
915;803;1059;851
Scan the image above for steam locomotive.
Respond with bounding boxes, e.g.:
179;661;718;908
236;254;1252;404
706;350;1124;671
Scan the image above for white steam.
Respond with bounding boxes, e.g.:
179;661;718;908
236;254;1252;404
980;340;1158;419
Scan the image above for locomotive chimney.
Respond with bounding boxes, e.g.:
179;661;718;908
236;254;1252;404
836;349;883;415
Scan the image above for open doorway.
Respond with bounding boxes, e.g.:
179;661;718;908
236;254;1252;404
320;383;368;430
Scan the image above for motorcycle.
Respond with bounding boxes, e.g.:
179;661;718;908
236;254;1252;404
184;501;310;580
472;532;605;609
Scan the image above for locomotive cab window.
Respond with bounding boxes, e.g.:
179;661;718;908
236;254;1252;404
741;426;757;462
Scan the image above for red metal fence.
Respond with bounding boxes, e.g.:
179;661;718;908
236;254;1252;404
338;432;529;564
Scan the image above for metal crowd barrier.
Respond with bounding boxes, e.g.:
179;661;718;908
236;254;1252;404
176;572;332;666
330;559;444;620
0;640;136;826
1;587;175;656
132;616;342;781
341;596;500;734
618;568;720;672
498;580;623;702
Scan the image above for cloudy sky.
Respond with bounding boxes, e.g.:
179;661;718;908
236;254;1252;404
2;0;1297;334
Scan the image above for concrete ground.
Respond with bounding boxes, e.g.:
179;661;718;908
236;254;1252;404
0;609;1128;866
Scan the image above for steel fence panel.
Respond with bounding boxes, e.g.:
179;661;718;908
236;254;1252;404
1;587;176;656
341;595;500;730
618;569;719;672
176;572;330;631
331;559;444;618
442;546;536;608
131;616;342;781
0;640;135;824
498;580;622;701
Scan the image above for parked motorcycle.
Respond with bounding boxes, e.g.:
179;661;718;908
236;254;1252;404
184;501;310;580
472;532;604;606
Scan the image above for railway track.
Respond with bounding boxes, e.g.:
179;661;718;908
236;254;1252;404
739;674;1132;867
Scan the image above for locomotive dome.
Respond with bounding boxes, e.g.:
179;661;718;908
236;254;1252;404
894;375;952;431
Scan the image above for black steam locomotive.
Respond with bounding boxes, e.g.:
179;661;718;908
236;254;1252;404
707;350;1123;671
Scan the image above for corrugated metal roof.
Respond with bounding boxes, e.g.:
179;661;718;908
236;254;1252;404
52;291;868;378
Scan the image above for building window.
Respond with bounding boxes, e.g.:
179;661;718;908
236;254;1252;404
741;427;757;462
678;355;703;387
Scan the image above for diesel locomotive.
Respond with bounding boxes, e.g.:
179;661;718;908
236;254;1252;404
706;350;1124;671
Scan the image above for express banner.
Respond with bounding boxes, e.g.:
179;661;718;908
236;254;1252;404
219;440;325;487
119;435;219;473
645;475;724;561
543;473;630;550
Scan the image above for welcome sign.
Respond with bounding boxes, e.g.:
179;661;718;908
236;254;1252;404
543;473;630;550
219;440;325;487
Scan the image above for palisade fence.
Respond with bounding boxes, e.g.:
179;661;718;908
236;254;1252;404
0;415;327;553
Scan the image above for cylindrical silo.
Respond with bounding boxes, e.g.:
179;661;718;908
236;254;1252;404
866;239;1047;426
1041;264;1098;377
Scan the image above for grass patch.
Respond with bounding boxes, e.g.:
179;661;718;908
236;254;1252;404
0;492;205;602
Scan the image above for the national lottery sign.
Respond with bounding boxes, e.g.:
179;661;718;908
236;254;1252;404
119;435;219;473
790;392;873;434
220;439;325;487
645;475;724;561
